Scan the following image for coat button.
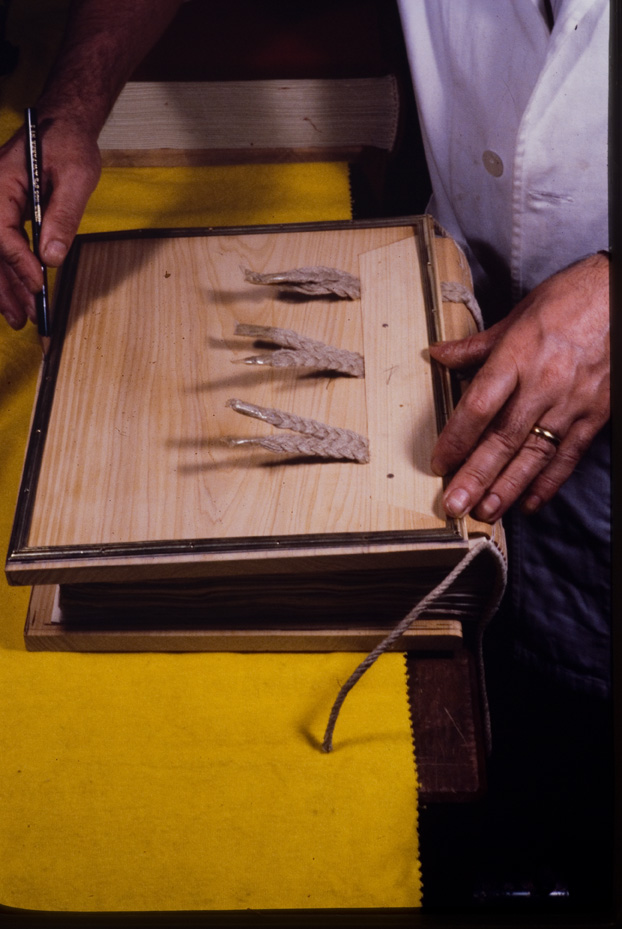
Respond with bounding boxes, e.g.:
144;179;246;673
482;150;504;177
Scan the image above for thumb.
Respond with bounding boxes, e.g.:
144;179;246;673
429;318;509;369
39;195;85;267
39;160;101;266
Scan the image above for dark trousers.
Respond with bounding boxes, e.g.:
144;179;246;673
419;616;614;911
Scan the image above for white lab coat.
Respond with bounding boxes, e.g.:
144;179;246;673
397;0;610;694
398;0;609;308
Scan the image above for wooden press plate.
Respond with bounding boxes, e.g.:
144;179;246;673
7;217;498;651
7;217;483;587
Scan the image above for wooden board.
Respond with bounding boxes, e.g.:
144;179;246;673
32;227;438;546
24;585;464;653
98;77;400;167
406;651;486;802
97;0;407;168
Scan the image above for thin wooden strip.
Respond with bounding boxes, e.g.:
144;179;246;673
359;238;442;515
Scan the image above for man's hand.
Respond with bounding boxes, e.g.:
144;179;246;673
429;253;610;521
0;119;101;328
0;0;184;330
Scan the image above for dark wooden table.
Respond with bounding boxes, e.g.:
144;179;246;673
406;650;486;803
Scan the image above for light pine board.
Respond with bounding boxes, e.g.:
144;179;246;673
28;225;446;549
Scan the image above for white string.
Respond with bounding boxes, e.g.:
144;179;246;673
242;265;361;299
321;538;507;753
226;398;370;462
233;323;364;377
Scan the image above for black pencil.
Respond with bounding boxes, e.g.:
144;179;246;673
25;106;50;338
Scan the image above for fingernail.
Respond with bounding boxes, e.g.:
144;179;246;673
521;494;542;515
477;493;501;521
431;456;447;476
443;488;471;518
44;239;68;265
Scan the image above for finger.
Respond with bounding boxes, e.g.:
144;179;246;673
439;392;564;518
40;157;101;267
0;141;45;293
429;330;494;370
0;226;44;294
431;360;519;476
520;419;600;514
40;199;84;266
472;424;562;521
0;263;35;328
429;316;512;370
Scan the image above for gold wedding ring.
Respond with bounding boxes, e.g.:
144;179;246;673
530;425;561;447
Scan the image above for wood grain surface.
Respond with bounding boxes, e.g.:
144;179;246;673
97;77;400;163
28;225;446;550
406;651;486;801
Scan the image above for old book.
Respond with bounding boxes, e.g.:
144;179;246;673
6;216;505;651
97;76;401;167
97;0;408;168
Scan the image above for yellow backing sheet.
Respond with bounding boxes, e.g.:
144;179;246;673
0;0;421;913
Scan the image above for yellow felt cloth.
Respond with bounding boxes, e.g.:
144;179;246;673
0;0;421;914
